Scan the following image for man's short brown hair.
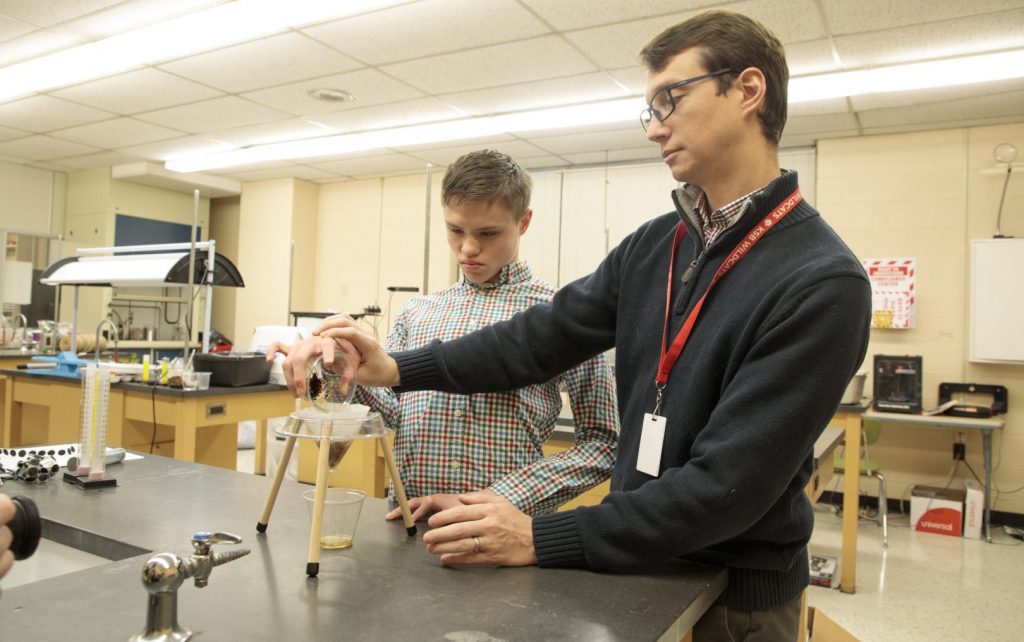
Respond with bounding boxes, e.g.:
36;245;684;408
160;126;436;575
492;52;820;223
441;149;532;220
639;10;788;145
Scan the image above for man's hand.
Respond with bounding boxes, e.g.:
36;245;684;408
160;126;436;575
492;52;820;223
265;315;401;397
384;493;464;522
0;494;16;580
313;315;400;388
422;492;538;567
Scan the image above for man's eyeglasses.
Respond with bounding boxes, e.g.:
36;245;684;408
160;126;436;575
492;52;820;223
640;69;734;132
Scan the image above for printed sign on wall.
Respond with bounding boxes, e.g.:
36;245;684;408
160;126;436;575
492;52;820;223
863;257;916;329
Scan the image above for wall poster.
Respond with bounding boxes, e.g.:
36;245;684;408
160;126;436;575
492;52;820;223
863;257;916;329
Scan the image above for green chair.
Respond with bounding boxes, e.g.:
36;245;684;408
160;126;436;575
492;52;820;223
834;418;888;547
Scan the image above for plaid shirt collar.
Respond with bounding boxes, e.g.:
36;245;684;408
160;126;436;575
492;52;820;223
692;186;765;249
461;259;532;290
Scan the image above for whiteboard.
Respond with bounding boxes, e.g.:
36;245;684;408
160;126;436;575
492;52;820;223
970;238;1024;363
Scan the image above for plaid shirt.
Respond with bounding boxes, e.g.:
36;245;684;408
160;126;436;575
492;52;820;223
356;260;618;515
693;185;768;248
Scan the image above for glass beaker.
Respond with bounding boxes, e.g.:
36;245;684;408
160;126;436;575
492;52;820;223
304;352;357;411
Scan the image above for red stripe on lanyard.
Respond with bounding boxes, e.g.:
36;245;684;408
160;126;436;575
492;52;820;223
657;188;802;388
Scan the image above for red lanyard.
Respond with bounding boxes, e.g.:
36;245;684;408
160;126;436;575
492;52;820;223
655;189;802;407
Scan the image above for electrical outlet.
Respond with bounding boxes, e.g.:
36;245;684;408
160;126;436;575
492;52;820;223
953;442;966;460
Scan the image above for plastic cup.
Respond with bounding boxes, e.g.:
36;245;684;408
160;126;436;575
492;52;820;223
304;487;365;550
181;371;212;390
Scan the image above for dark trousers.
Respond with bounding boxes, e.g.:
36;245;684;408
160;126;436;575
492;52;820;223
692;592;802;642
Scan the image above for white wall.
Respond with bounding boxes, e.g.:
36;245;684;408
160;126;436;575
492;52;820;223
820;122;1024;515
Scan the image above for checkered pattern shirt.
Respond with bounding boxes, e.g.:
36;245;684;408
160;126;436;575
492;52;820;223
692;185;768;248
356;260;618;515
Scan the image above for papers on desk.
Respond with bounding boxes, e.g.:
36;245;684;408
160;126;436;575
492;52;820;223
921;399;958;416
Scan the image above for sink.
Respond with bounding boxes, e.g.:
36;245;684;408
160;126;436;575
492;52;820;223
1;518;149;589
2;538;110;589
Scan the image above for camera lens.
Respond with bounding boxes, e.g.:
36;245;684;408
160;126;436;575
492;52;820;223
9;495;42;560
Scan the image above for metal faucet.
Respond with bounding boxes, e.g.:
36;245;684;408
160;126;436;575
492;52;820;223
95;317;119;362
130;531;250;642
12;314;27;352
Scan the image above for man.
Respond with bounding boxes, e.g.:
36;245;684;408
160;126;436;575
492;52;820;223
281;150;618;520
285;11;870;640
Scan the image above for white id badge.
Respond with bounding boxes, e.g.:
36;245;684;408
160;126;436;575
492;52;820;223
637;413;666;477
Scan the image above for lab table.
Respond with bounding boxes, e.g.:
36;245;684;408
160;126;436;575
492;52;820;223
2;455;726;641
1;369;295;470
862;408;1005;542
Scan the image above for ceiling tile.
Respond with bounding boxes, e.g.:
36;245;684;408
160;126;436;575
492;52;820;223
0;124;30;142
606;67;646;95
833;10;1024;68
520;0;727;31
518;155;570;170
0;14;34;42
134;96;288;134
785;112;861;137
51;68;225;115
560;146;661;166
565;16;678;70
0;0;124;27
306;98;468;133
50;0;226;40
242;68;424;117
203;118;335;147
119;135;236;162
309;152;429;178
605;146;662;164
158;32;362;94
0;95;114;133
439;72;631;116
566;0;824;70
786;39;840;76
530;126;650;155
399;140;553;166
53;150;147;169
304;0;549;65
821;0;1021;35
850;77;1024;111
222;163;338;183
858;90;1024;130
558;151;618;165
0;28;80;67
381;35;597;95
728;0;826;43
780;130;859;148
0;134;99;160
789;98;850;117
51;117;182;148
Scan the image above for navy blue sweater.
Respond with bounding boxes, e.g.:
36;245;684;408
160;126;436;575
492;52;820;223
395;171;871;610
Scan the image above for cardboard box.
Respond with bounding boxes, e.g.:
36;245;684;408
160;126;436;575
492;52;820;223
911;485;965;537
963;480;984;540
809;554;838;588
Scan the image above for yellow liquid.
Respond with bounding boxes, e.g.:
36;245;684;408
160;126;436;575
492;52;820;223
320;535;353;550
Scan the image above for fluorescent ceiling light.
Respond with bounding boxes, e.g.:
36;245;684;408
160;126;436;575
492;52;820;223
790;48;1024;103
0;0;406;103
165;97;642;172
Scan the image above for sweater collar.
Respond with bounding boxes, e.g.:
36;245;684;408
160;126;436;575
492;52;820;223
462;259;532;290
672;170;799;242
